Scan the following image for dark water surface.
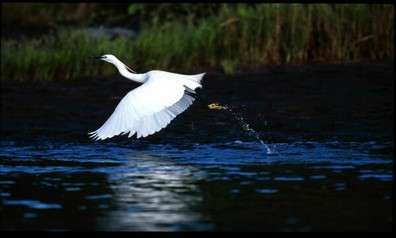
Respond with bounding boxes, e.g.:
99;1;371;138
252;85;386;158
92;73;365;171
0;64;393;231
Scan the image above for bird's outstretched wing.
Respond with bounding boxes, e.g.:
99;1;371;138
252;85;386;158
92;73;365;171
89;74;202;140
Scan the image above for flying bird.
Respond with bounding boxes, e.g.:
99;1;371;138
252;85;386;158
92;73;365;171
89;54;205;140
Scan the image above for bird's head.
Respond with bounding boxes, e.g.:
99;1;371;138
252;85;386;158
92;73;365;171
95;54;137;73
95;54;119;64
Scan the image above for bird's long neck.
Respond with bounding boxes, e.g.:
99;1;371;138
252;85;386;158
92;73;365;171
112;60;146;83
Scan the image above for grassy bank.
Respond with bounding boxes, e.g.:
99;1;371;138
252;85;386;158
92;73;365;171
1;4;394;81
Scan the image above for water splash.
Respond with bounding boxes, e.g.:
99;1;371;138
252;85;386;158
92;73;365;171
208;103;273;154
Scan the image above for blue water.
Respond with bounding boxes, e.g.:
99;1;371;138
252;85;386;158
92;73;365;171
0;138;392;231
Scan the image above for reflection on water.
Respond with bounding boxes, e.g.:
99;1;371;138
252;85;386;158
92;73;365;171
0;139;393;231
99;154;212;231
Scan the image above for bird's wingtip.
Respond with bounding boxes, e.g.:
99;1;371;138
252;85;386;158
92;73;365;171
88;131;102;141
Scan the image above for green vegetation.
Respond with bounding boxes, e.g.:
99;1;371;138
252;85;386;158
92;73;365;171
1;30;133;81
1;4;394;81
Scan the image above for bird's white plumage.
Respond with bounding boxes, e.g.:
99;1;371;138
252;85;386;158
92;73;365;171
89;61;204;140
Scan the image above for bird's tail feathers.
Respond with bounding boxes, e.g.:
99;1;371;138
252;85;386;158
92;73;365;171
190;73;205;85
182;73;205;91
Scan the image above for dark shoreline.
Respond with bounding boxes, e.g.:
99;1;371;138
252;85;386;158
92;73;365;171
1;62;394;144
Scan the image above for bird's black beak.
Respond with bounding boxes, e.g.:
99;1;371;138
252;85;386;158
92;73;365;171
95;56;104;60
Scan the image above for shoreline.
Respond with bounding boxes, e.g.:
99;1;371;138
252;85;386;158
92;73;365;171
0;61;393;84
1;62;393;144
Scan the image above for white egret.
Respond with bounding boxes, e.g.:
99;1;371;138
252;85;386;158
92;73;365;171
89;54;205;140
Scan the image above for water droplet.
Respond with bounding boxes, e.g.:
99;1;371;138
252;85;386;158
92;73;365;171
223;105;274;154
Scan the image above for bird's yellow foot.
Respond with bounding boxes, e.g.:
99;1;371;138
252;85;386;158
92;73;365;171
208;103;228;110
